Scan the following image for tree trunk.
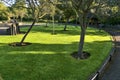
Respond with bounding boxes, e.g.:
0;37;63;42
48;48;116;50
20;19;36;45
52;16;55;34
75;16;78;27
64;18;69;31
16;22;20;33
20;16;23;22
45;20;48;27
77;13;88;59
77;27;86;58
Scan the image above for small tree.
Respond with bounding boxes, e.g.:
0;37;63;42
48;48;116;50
70;0;95;59
19;0;50;45
49;0;60;34
49;1;56;34
58;0;75;31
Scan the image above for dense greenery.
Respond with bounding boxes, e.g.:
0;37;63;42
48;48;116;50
0;25;112;80
0;2;8;20
0;0;120;24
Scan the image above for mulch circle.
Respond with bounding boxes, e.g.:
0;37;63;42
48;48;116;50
51;32;57;35
9;42;31;47
71;51;90;59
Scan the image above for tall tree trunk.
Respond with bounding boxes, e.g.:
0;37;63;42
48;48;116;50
45;20;48;27
52;16;55;34
77;13;87;58
20;16;23;22
64;18;69;31
20;19;36;45
75;16;78;27
77;27;86;58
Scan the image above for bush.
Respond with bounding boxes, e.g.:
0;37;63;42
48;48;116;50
105;17;120;25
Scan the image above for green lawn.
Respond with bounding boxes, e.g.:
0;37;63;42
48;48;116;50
0;24;112;80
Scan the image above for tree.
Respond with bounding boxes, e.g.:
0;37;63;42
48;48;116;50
63;5;75;31
92;0;120;25
49;0;61;34
11;0;27;22
0;2;8;20
49;0;56;34
104;0;120;24
69;0;120;59
1;0;50;45
57;0;75;31
69;0;95;59
1;0;57;45
19;0;49;45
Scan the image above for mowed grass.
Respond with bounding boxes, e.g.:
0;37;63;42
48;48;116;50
0;24;112;80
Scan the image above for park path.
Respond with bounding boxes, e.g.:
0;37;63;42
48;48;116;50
101;28;120;80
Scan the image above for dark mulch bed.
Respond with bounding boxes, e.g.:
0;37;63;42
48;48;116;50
71;51;90;59
9;42;31;47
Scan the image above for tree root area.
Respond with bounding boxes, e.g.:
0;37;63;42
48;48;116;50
9;42;31;47
71;51;90;59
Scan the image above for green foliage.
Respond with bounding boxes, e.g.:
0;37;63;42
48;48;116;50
0;2;8;20
1;0;120;25
10;0;27;21
0;24;112;80
92;0;120;25
104;17;120;25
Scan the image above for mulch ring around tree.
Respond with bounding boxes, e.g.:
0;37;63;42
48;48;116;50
9;42;31;47
71;51;90;59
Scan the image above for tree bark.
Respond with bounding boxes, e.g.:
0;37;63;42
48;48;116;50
75;16;78;27
52;16;55;34
45;20;48;27
20;19;36;45
20;16;23;22
64;18;69;31
77;13;87;59
77;27;86;58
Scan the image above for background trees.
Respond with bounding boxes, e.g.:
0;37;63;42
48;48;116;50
105;0;120;24
11;0;27;22
0;2;8;20
91;0;120;25
1;0;120;25
57;0;76;31
19;0;50;45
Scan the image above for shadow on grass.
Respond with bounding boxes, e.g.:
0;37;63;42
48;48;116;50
20;26;109;37
0;40;112;55
0;42;79;54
